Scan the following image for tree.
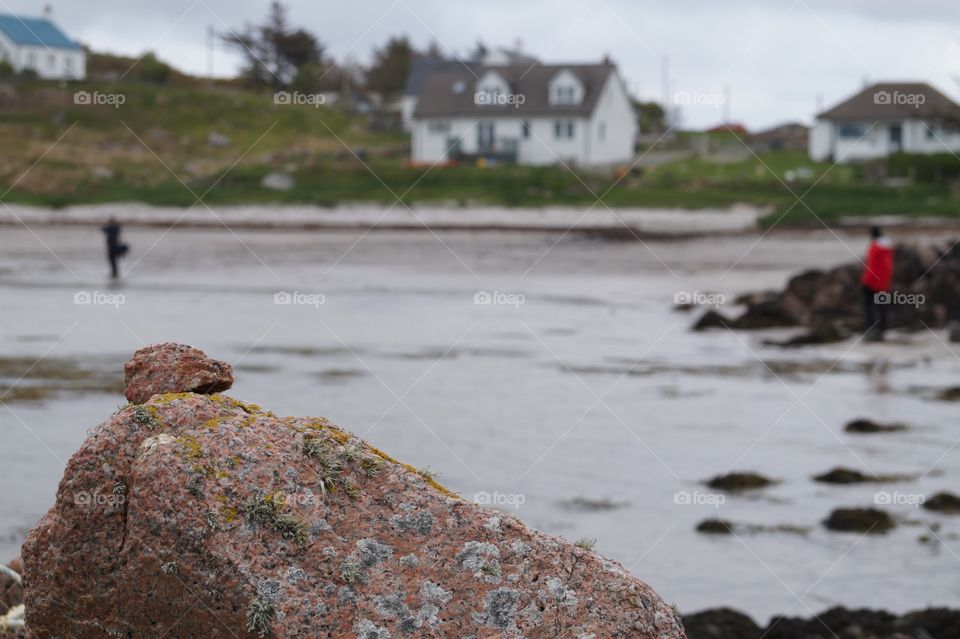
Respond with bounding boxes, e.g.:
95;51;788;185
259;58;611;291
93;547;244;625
634;100;667;135
365;36;414;100
223;1;324;89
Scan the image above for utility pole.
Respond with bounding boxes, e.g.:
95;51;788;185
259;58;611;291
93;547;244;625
207;24;215;88
722;84;731;125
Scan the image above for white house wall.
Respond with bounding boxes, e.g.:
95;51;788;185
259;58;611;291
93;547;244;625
586;72;637;165
810;118;960;162
0;30;85;80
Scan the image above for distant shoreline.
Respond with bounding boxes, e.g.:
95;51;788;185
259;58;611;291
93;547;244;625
2;203;956;237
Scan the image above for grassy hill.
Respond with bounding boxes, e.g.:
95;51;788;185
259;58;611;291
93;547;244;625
0;79;958;226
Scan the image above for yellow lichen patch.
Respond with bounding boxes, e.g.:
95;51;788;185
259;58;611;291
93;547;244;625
176;434;204;460
304;417;331;431
201;417;220;431
222;506;239;523
210;394;265;415
364;444;460;499
150;392;200;406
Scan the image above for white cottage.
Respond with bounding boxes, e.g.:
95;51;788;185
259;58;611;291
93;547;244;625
809;82;960;162
410;60;637;167
0;13;85;80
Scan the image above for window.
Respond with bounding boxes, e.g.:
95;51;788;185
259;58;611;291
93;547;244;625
47;54;55;68
553;85;577;105
65;58;73;72
26;51;36;67
554;120;575;139
477;122;495;150
925;122;936;139
521;121;530;139
838;123;868;138
428;120;451;133
598;122;606;141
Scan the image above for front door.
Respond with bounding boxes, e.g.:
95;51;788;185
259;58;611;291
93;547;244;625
477;122;495;154
889;124;902;153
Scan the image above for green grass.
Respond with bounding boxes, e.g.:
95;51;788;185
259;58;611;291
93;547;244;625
0;80;958;225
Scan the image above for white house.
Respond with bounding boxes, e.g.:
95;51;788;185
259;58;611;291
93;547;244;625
0;13;85;80
810;82;960;162
409;59;637;167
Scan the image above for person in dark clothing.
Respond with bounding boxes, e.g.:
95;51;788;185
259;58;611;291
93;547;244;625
101;217;128;279
861;226;894;341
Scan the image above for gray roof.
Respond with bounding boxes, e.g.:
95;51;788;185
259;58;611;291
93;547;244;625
412;62;617;118
818;82;960;124
404;58;480;97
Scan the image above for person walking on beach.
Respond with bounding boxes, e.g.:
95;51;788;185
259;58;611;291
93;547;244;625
102;217;128;279
861;226;894;341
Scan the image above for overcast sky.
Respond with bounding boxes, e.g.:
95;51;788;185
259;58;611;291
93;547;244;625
7;0;960;129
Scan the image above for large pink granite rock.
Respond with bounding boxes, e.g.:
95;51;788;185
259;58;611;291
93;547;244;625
123;342;233;404
22;346;685;638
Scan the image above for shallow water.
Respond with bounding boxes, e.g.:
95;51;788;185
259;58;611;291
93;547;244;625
1;224;958;622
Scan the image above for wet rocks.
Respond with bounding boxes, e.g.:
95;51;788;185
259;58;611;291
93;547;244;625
123;342;234;404
813;467;878;484
695;519;734;535
682;607;761;638
694;241;960;334
21;344;686;639
683;606;960;639
935;386;960;401
823;508;895;533
692;310;732;331
923;492;960;514
705;472;775;492
844;418;908;434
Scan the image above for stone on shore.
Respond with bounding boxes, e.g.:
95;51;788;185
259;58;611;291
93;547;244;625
923;492;960;514
705;472;775;492
123;342;234;404
21;344;685;638
822;508;895;533
844;419;907;434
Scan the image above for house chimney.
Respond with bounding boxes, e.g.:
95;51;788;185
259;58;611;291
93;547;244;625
43;3;52;18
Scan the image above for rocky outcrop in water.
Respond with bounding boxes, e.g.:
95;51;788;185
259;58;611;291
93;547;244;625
21;343;685;638
694;241;960;335
684;606;960;639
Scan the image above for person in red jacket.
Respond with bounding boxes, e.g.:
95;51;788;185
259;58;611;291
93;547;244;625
861;226;894;340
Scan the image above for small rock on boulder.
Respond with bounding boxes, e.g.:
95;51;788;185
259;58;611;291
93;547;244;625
682;607;761;638
123;342;233;404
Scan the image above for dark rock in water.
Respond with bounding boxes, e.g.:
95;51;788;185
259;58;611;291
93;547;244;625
700;241;960;334
923;492;960;514
686;605;960;639
706;472;775;492
692;310;732;331
898;607;960;639
682;607;761;638
764;607;897;639
935;386;960;401
763;323;847;348
730;298;797;329
844;418;908;434
813;467;877;484
823;508;895;533
695;519;734;535
949;320;960;343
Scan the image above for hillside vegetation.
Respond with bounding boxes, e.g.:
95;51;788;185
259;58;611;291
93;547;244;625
0;80;958;226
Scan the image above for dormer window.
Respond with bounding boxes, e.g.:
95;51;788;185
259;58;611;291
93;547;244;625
548;69;584;106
